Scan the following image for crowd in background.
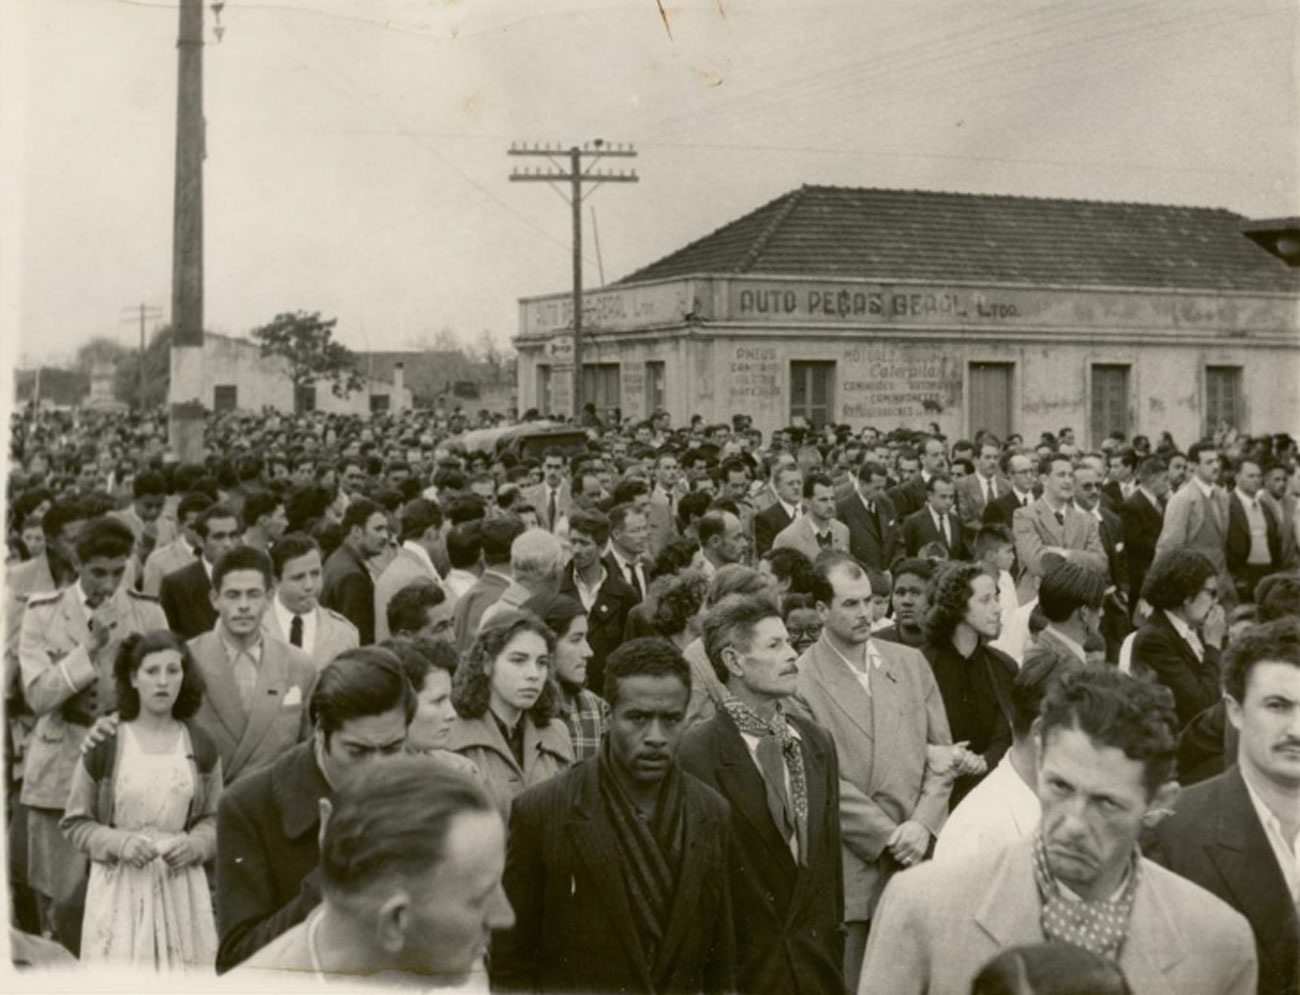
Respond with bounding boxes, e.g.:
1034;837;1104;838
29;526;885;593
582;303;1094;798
4;400;1299;994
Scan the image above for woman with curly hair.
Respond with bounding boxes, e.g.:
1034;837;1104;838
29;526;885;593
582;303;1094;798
444;609;573;816
523;592;609;763
922;562;1019;808
60;629;220;970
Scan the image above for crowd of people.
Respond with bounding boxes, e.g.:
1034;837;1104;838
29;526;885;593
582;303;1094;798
4;401;1299;994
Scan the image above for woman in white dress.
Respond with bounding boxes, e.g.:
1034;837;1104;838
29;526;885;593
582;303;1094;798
61;629;221;970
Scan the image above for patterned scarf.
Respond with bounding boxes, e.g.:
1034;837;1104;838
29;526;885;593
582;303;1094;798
597;739;686;986
720;695;808;864
1033;831;1140;961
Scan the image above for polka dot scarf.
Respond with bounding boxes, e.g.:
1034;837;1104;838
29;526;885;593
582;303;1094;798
1032;831;1140;960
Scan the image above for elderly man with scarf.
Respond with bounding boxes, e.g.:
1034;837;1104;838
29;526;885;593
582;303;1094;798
678;593;844;995
492;637;736;994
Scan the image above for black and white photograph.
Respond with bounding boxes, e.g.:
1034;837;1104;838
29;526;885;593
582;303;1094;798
2;0;1298;991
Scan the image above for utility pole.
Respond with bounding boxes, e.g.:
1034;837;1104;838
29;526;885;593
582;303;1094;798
508;141;637;421
170;0;206;460
122;304;163;409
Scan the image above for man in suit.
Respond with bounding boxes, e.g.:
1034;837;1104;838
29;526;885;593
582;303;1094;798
524;449;573;533
901;473;967;559
373;498;444;642
18;517;167;952
956;439;1009;531
263;533;359;670
618;477;675;561
790;555;953;986
159;502;242;639
1101;446;1139;511
1261;459;1299;570
452;515;522;650
754;464;803;558
836;461;902;572
1012;454;1107;603
604;502;652;602
321;497;391;646
1148;618;1300;995
859;669;1258;995
492;638;737;994
1074;459;1132;660
1020;559;1106;673
679;595;844;995
1155;440;1234;609
772;473;850;562
982;452;1037;528
558;508;638;695
215;648;414;973
6;500;87;666
141;491;212;596
238;758;513;987
190;545;317;784
754;452;799;512
886;437;945;519
1226;456;1283;604
647;453;686;556
1120;456;1169;616
110;469;176;549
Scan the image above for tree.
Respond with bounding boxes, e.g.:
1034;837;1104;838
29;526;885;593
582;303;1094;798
250;311;364;413
74;336;129;374
112;325;173;409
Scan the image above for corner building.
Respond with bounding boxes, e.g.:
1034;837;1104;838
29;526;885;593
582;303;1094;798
515;186;1300;443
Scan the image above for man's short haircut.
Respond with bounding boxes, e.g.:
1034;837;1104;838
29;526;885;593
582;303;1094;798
132;470;168;499
74;516;135;563
1037;452;1069;477
568;508;611;547
384;637;460;692
1009;653;1086;740
891;556;935;585
720;456;750;480
445;522;483;570
973;943;1130;995
702;593;782;683
1223;617;1300;703
608;502;646;535
270;532;321;578
42;499;89;540
764;547;816;595
974;523;1014;559
387;581;448;636
1037;561;1108;622
858;460;888;483
866;569;892;596
1141;549;1216;610
242;490;282;528
1038;668;1177;796
1187;439;1217;465
343;497;385;532
310;647;416;743
1258;573;1300;622
446;494;488;526
603;636;692;708
510;529;563;581
320;757;495;900
925;472;954;493
479;516;525;566
176;490;215;524
212;544;274;593
807;552;866;609
196;502;241;538
802;472;833;498
697;510;732;550
1111;447;1138;471
399;498;443;542
1136;456;1167;482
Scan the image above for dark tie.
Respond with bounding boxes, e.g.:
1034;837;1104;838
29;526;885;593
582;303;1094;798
940;515;951;546
816;531;832;549
547;489;558;530
1054;510;1065;527
289;614;304;648
626;563;643;599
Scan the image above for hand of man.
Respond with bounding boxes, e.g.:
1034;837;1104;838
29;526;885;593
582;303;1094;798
1201;603;1227;649
88;606;117;651
80;713;121;754
886;821;931;867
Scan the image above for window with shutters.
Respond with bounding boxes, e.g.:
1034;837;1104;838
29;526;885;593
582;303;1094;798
369;394;390;414
582;363;622;422
536;365;553;416
213;385;238;412
1205;366;1243;436
1089;364;1130;444
968;362;1014;440
645;361;665;416
790;361;836;429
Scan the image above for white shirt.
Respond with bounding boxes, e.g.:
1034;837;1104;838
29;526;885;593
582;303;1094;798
1163;608;1205;662
1193;477;1217;501
975;472;997;504
571;565;607;614
929;507;952;544
1240;768;1300;909
609;547;646;594
934;752;1040;865
778;500;801;522
995;570;1020;655
1139;485;1163;511
273;597;317;655
443;568;478;602
1234;489;1272;565
401;539;440;582
1012;489;1033;508
1118;630;1138;674
826;637;882;696
992;597;1037;665
1043;625;1088;665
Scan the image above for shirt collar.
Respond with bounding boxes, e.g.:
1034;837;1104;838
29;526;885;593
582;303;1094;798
1193;477;1216;500
1234;488;1259;507
402;539;437;576
220;628;262;664
1046;625;1089;664
1162;609;1203;658
1138;485;1161;508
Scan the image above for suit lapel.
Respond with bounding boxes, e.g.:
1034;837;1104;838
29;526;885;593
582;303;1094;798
568;773;653;990
1120;861;1187;990
868;642;903;772
809;640;875;745
195;633;249;745
228;638;288;776
973;840;1046;948
655;785;714;977
713;711;799;876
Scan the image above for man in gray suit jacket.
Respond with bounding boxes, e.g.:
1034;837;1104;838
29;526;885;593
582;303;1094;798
191;546;317;784
790;555;954;987
264;534;360;670
1155;440;1235;607
858;668;1257;995
1012;454;1107;603
373;499;445;642
772;473;850;563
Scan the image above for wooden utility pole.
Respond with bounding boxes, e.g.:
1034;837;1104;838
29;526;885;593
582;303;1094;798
122;304;163;409
508;141;637;421
170;0;205;459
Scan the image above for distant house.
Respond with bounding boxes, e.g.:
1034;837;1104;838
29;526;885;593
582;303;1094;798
13;367;89;410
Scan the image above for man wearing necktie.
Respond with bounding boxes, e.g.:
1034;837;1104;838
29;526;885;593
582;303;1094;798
772;473;849;563
1226;456;1282;603
1012;454;1108;604
1155;441;1236;610
902;475;967;559
678;594;845;995
603;504;651;603
261;533;360;670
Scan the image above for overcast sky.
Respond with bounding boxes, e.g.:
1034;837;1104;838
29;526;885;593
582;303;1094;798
2;0;1296;368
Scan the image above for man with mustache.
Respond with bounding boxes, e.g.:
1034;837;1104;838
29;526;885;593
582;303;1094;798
678;593;844;994
492;637;736;994
858;668;1257;995
1149;618;1300;995
790;553;953;987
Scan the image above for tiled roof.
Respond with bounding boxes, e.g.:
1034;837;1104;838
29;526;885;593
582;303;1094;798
617;185;1300;293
